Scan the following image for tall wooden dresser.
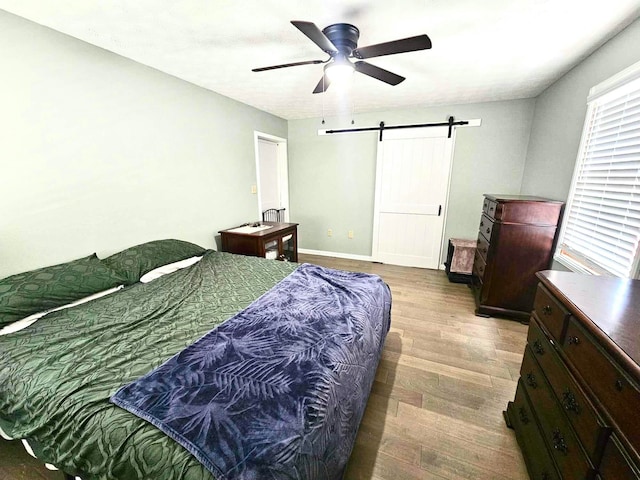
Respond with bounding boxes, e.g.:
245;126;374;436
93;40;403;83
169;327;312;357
505;271;640;480
471;194;564;320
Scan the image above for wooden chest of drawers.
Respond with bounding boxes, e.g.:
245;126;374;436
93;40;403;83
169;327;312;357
505;271;640;479
471;194;563;320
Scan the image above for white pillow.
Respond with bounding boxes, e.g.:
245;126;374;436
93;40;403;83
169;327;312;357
0;285;123;336
0;424;13;440
139;256;202;283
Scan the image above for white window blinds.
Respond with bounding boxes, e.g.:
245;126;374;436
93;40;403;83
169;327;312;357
557;69;640;278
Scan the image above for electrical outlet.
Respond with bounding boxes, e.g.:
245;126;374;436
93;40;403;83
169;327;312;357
327;229;333;237
251;185;257;194
348;230;354;239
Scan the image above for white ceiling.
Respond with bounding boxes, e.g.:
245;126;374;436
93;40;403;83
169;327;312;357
1;1;639;119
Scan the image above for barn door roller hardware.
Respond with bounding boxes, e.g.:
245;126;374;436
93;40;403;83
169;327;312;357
322;116;469;140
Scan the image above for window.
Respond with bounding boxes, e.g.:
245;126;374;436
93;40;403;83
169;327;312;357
555;61;640;278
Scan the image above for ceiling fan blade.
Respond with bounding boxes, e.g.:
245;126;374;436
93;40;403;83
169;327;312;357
291;20;338;54
355;61;405;85
252;59;325;72
353;34;432;59
312;74;331;94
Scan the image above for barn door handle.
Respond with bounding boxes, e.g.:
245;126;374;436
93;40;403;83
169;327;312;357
438;205;442;216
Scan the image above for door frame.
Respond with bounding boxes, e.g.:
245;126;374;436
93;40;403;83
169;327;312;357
253;131;289;221
371;126;457;269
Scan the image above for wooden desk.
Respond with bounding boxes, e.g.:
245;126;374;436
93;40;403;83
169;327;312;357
219;222;298;262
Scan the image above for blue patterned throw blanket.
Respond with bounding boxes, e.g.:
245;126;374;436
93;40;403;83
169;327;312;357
111;263;391;480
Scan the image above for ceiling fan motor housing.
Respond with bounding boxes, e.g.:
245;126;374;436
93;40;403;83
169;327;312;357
322;23;360;55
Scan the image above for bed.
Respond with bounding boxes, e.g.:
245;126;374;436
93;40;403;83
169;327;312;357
0;240;391;480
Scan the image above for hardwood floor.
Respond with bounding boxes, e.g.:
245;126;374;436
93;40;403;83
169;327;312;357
0;437;60;480
0;254;528;480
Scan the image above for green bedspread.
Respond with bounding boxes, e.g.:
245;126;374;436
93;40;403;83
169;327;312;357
0;251;297;479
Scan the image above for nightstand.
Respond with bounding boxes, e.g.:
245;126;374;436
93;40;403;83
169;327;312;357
219;221;298;262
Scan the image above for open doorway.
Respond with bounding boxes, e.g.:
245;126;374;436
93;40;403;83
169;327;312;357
254;132;289;222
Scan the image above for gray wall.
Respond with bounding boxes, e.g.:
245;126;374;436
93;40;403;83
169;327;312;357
290;17;640;262
5;11;638;277
0;11;286;277
289;99;535;259
521;18;640;200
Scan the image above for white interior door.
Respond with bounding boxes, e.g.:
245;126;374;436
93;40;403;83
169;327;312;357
255;132;289;221
372;127;454;269
258;139;280;210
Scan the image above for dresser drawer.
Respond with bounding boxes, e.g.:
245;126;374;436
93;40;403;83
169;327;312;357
533;285;570;343
511;380;560;480
483;198;498;219
598;434;640;479
521;346;594;480
527;314;554;359
476;232;489;261
478;214;494;241
473;250;486;282
528;319;609;463
563;317;640;453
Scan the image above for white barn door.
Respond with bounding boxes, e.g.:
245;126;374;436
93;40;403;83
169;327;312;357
372;127;454;269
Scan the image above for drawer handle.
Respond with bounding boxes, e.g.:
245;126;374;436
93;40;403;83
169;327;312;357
562;390;580;414
615;379;624;391
552;429;568;455
480;221;484;227
568;336;580;345
486;227;491;234
533;340;545;355
542;305;552;316
526;373;538;389
490;206;494;211
518;406;529;425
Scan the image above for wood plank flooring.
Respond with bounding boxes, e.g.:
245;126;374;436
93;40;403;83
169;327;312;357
0;436;60;480
0;254;529;480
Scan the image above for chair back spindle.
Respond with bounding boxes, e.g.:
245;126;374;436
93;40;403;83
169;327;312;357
262;208;285;222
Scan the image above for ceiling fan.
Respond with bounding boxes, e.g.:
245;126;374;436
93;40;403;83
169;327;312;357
252;21;432;94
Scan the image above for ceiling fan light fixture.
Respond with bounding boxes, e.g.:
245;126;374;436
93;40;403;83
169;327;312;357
325;59;354;85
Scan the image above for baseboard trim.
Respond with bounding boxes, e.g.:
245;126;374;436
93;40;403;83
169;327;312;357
298;248;374;262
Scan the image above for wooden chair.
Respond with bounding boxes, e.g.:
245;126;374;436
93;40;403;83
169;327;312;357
262;208;285;222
